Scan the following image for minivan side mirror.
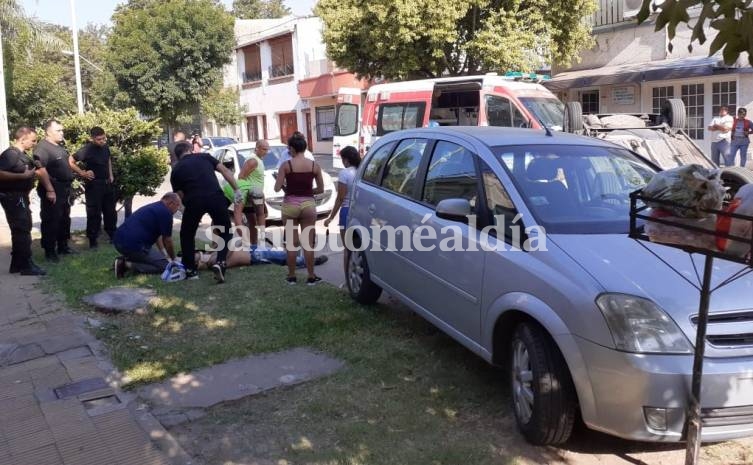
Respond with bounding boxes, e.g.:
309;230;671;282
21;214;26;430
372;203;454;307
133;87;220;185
436;198;471;223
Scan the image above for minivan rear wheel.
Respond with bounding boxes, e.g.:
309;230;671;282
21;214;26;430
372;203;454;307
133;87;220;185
510;322;576;445
346;248;382;304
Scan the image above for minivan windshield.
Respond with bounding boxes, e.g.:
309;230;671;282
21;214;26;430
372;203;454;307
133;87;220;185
519;97;565;131
493;144;656;234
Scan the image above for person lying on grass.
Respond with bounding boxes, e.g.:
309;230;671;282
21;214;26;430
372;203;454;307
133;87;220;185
190;246;328;270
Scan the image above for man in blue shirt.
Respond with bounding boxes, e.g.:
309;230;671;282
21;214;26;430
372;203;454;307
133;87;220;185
113;193;182;278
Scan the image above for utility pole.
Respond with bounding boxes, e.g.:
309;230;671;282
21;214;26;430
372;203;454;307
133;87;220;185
0;27;9;148
70;0;84;114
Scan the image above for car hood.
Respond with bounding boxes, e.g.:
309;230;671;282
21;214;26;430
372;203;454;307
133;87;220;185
553;234;753;345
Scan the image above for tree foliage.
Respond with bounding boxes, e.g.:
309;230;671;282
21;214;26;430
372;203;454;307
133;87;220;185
201;86;246;126
62;108;168;200
107;0;235;128
233;0;291;19
315;0;597;80
638;0;753;66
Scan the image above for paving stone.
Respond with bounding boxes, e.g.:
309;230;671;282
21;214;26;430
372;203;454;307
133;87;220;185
32;370;71;391
0;380;34;401
82;287;157;315
154;413;189;428
55;346;92;362
0;403;43;426
2;415;49;440
39;334;92;355
137;347;343;409
53;377;108;399
184;408;207;422
0;343;18;364
3;343;46;365
7;427;55;455
12;443;64;465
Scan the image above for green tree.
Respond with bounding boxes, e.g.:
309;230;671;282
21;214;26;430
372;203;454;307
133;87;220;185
107;0;235;129
62;108;168;202
233;0;291;19
201;86;246;126
315;0;596;80
638;0;753;66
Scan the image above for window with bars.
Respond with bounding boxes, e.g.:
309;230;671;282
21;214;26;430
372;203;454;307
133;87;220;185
316;106;335;141
652;86;674;114
242;46;262;83
681;84;705;140
580;90;600;114
269;34;294;78
712;81;737;115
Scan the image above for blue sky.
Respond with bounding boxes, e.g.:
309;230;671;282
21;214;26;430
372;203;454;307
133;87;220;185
20;0;317;28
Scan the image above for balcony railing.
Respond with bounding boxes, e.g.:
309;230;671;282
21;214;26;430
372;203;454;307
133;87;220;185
588;0;635;28
242;71;262;83
269;63;294;79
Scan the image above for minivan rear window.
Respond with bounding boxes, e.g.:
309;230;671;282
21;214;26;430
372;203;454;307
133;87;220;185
377;102;426;136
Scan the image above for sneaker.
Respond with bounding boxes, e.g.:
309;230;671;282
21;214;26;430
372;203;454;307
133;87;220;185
114;257;126;279
286;276;297;285
184;269;199;280
306;276;322;286
313;255;329;266
211;263;226;284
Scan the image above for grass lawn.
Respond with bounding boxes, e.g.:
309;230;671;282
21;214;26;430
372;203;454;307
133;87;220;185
40;236;527;465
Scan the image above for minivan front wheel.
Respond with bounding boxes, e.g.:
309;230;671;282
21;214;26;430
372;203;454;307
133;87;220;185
510;323;576;445
346;248;382;304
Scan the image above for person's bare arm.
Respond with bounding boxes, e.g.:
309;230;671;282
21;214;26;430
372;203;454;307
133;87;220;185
324;181;347;227
34;167;56;203
216;163;239;191
273;164;287;193
239;159;258;179
68;156;94;180
313;164;324;195
162;236;176;261
108;158;114;184
0;168;35;182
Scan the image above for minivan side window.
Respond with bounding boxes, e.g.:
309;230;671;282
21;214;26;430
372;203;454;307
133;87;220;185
380;138;428;197
422;141;479;212
486;95;527;128
336;103;358;136
377;103;426;135
480;160;519;239
362;142;397;185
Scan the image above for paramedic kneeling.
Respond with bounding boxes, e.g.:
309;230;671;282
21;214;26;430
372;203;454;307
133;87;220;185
112;193;182;278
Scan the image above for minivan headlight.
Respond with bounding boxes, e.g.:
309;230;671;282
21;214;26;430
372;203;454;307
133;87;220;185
596;294;692;354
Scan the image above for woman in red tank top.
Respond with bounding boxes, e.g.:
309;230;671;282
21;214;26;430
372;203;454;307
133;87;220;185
274;133;324;285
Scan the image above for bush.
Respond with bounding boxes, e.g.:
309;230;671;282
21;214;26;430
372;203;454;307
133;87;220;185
61;108;169;202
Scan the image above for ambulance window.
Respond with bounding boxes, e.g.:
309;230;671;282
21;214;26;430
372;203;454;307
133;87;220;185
486;95;527;128
336;104;358;136
377;102;426;135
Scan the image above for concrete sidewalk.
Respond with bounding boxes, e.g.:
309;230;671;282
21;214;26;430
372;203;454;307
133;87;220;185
0;247;191;465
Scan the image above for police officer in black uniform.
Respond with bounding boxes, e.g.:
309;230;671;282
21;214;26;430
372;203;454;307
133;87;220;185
71;126;117;248
34;119;88;262
0;126;50;275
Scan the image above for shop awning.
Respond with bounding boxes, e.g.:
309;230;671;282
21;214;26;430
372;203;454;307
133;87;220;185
545;55;752;91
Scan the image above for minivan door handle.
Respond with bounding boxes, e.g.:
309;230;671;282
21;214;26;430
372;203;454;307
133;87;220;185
368;204;376;215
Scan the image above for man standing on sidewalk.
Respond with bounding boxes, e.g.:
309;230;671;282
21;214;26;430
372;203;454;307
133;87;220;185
34;119;91;262
708;106;734;166
170;141;241;283
71;126;117;248
0;127;53;275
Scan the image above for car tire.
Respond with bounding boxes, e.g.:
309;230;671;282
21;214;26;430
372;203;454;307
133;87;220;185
563;101;583;133
661;99;687;130
720;166;753;199
346;247;382;304
510;322;576;445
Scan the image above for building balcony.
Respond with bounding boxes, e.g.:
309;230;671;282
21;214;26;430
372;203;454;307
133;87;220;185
269;63;294;79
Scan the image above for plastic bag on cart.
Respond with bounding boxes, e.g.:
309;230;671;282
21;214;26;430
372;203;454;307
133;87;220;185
716;183;753;258
642;164;724;218
645;208;718;250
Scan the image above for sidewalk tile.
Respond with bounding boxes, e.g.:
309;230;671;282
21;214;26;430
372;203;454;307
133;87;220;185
2;415;49;440
7;427;55;455
11;444;64;465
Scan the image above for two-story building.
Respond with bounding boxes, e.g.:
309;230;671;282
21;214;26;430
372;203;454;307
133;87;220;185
546;0;753;158
203;16;367;156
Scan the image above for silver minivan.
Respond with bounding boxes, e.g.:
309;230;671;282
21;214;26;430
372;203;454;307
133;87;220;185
345;126;753;445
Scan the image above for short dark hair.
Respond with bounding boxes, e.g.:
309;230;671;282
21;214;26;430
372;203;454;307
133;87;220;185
43;119;61;131
174;141;193;160
340;146;361;168
739;108;748;115
90;126;105;138
287;132;307;154
14;126;36;140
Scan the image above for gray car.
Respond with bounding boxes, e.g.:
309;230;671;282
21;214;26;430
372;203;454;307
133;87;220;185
345;126;753;445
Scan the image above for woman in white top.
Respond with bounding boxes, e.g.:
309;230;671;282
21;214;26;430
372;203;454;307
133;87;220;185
324;146;361;267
